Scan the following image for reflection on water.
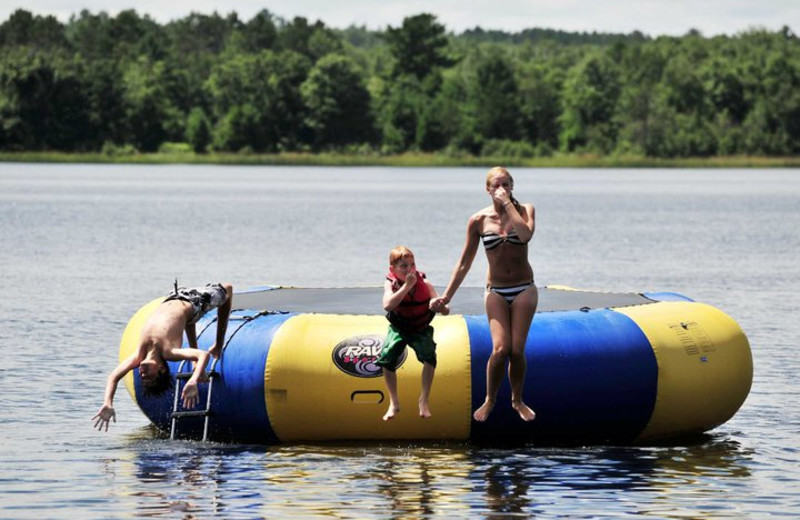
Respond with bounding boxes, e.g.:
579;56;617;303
103;429;755;519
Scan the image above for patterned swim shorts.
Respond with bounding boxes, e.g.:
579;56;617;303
165;282;228;324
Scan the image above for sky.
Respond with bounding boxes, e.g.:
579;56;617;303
1;0;797;37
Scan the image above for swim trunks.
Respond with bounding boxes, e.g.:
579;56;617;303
165;283;228;324
376;324;437;371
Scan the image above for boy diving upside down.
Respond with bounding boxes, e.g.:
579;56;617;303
92;282;233;431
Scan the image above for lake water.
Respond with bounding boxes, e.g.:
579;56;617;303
1;164;798;518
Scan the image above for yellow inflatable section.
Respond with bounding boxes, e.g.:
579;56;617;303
616;301;753;438
265;314;472;441
118;297;164;403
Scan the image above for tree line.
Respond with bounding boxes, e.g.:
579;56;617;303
1;8;798;157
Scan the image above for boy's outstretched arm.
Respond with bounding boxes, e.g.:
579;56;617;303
168;348;211;409
93;354;139;431
209;283;233;358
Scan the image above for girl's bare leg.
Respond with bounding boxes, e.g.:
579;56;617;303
508;285;538;421
474;291;512;422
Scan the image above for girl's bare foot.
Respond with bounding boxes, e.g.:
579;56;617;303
419;399;432;419
383;404;400;421
473;400;495;422
512;401;536;421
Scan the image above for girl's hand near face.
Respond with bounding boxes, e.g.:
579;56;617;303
492;186;511;205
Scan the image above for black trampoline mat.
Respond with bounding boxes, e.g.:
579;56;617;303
232;285;655;315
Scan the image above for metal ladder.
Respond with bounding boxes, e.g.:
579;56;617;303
167;310;275;441
170;357;220;441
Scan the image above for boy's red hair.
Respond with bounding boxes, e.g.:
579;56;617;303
389;245;415;265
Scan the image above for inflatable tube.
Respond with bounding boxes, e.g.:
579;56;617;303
119;285;752;444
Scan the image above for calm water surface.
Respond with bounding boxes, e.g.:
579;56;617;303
1;164;798;518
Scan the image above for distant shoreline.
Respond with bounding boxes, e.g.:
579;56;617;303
2;152;799;168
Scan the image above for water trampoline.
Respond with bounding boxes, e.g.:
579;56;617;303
119;285;752;444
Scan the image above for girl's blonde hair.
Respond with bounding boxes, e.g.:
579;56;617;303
485;166;514;188
486;166;520;208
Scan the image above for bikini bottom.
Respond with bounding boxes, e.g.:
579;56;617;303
486;281;535;304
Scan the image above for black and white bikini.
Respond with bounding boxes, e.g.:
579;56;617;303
486;281;535;303
481;230;534;303
481;229;526;250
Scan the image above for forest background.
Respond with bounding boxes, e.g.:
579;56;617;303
1;9;798;166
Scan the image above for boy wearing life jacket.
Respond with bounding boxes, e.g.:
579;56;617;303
377;246;449;421
92;282;233;431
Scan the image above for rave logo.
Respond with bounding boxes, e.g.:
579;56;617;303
332;335;407;378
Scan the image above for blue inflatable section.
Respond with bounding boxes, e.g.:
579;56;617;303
134;310;293;442
466;309;658;441
643;291;694;302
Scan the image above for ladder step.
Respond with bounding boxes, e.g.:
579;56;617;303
171;410;213;419
175;370;219;381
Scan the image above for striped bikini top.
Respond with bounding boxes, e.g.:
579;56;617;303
481;230;526;250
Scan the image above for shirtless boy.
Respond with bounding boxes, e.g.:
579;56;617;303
92;282;233;431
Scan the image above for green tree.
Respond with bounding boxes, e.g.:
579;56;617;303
383;13;455;81
517;60;563;150
417;73;468;152
307;28;344;61
167;11;239;57
0;9;67;48
614;42;666;154
2;10;799;158
704;58;748;124
277;17;342;62
559;52;621;152
234;9;277;53
739;49;800;155
301;54;374;149
469;50;521;142
206;50;311;151
374;76;426;153
186;107;211;153
121;57;174;152
662;54;709;117
0;48;92;151
80;58;128;148
213;103;260;152
66;9;166;61
65;10;113;61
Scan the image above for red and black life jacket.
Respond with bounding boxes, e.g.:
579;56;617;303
386;270;435;333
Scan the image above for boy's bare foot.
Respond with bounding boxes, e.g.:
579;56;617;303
208;344;222;358
419;400;432;419
383;404;400;421
512;401;536;421
473;400;495;422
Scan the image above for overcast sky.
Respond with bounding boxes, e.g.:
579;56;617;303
2;0;797;37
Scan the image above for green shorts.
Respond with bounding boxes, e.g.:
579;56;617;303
376;324;437;372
